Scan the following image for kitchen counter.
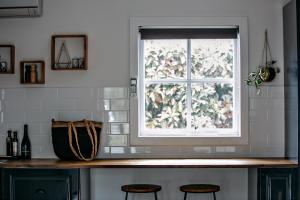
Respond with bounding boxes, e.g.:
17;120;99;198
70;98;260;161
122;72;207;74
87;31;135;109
0;158;297;169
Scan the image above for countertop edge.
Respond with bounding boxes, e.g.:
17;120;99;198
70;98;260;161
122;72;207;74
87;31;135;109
0;158;298;169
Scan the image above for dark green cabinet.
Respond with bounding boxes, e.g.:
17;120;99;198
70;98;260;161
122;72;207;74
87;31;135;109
258;168;298;200
0;169;79;200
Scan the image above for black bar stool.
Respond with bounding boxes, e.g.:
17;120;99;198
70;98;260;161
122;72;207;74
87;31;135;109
180;184;220;200
121;184;161;200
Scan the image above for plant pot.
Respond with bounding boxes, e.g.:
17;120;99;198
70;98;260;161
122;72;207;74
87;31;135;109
259;67;276;82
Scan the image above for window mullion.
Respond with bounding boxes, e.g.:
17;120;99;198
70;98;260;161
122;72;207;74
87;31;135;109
186;39;192;130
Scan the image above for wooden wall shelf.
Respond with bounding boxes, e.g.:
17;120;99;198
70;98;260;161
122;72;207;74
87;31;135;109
20;60;45;84
0;45;15;74
51;34;88;70
0;158;297;169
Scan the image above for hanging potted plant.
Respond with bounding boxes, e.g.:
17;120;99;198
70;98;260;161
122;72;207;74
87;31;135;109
245;30;279;94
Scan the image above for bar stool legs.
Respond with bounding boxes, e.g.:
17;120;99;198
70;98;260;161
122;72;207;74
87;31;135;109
183;191;216;200
125;192;128;200
154;192;158;200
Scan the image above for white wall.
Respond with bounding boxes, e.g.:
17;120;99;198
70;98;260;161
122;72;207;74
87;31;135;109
0;0;285;199
91;168;248;200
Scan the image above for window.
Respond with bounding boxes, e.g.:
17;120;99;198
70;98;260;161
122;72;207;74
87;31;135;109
130;17;248;146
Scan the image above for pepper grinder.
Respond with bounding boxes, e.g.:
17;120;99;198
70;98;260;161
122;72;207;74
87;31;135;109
30;64;38;83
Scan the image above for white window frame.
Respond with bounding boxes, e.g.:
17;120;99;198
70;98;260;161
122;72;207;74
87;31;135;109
130;17;249;146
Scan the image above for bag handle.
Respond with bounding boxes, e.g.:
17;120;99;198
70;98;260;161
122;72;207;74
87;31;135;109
68;120;98;161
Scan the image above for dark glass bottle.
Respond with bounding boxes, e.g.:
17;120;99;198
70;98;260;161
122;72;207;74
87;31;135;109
24;65;31;83
6;130;12;156
12;131;19;158
21;124;31;159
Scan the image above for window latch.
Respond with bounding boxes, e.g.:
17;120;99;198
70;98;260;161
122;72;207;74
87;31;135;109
130;78;137;97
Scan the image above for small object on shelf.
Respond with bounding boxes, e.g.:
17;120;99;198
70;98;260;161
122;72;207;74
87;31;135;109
78;58;85;68
72;57;80;68
0;56;8;72
20;60;45;84
21;124;31;160
0;45;15;74
71;57;85;69
245;30;280;94
51;34;88;70
12;131;19;158
24;65;31;83
30;64;38;83
6;130;13;156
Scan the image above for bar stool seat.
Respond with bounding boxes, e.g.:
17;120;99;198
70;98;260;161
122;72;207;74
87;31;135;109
180;184;220;200
121;184;161;200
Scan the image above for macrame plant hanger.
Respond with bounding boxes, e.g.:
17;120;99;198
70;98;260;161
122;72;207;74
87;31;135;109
260;30;274;69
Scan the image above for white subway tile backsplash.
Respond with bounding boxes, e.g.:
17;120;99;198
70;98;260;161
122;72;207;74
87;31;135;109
3;100;24;111
103;147;110;153
0;125;5;135
40;123;51;135
0;135;6;155
104;87;128;99
110;123;129;134
27;123;41;135
58;88;93;99
76;99;97;111
250;98;269;111
0;112;3;124
2;88;25;101
107;111;128;122
110;99;129;110
268;86;284;99
249;110;269;121
5;123;23;133
25;88;58;99
0;84;286;158
92;111;104;122
103;100;110;110
97;88;104;99
25;99;42;111
269;99;285;110
42;97;59;111
249;87;268;98
97;99;103;111
25;111;54;123
1;89;4;100
3;111;25;123
57;98;77;110
193;147;212;153
110;147;125;154
130;147;145;154
216;146;236;153
108;135;128;146
58;111;91;121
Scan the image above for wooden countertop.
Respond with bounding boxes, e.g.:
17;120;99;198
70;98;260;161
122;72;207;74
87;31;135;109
0;158;297;169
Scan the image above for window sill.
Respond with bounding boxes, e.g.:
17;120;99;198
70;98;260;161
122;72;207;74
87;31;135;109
130;135;248;146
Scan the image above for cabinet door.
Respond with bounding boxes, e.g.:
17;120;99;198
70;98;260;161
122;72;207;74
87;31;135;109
258;168;298;200
1;169;79;200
